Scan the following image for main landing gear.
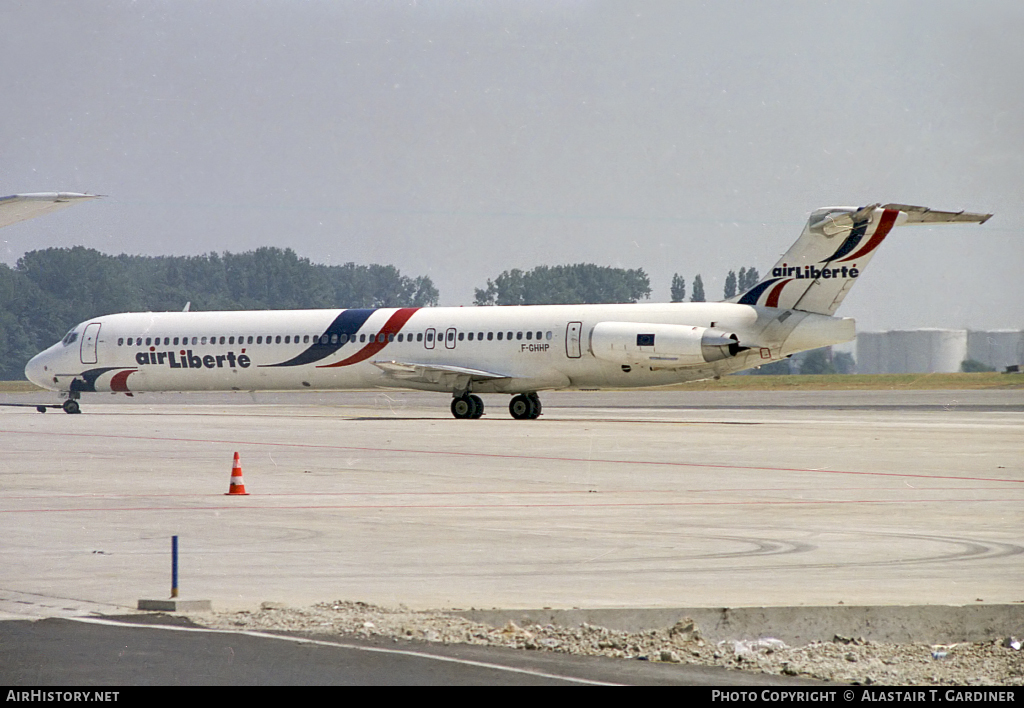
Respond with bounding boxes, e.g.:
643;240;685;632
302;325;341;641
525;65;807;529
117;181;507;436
450;393;484;419
509;393;542;420
449;392;543;420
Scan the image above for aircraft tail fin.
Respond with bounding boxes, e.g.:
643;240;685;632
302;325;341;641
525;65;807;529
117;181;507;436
731;203;992;315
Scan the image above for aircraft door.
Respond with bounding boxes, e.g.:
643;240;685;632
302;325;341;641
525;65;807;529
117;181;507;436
566;322;582;358
81;323;101;364
424;328;436;349
445;328;457;350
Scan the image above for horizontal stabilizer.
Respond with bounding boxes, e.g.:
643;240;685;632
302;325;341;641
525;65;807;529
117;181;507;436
880;204;993;225
0;192;101;229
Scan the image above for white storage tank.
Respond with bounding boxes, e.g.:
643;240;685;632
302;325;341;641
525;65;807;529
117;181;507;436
856;330;967;374
967;330;1024;371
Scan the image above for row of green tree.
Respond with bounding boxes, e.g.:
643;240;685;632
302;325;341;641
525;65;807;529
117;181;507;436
0;247;439;380
670;267;761;303
475;265;762;306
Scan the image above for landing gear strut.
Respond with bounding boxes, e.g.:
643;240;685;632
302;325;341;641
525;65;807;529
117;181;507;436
450;393;484;419
509;392;542;420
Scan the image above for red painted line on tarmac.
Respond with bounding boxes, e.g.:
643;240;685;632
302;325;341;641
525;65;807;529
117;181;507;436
0;498;1015;514
4;485;1021;502
1;427;1020;486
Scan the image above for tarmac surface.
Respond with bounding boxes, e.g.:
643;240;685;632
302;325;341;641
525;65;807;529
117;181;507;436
0;615;813;686
1;387;1021;618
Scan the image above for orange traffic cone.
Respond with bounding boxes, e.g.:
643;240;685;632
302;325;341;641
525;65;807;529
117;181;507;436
225;452;250;495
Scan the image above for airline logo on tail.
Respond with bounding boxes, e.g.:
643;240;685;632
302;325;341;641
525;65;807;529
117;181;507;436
736;206;902;312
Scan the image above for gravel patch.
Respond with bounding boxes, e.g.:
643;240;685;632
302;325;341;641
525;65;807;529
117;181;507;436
196;601;1024;685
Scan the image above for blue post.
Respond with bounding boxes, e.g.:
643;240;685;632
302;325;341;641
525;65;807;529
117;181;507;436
171;535;179;599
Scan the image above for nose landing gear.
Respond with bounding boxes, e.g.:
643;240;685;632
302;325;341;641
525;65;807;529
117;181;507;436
61;392;81;414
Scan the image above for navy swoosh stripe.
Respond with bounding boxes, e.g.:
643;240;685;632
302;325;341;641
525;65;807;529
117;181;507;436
70;367;127;392
262;308;377;367
821;219;868;263
737;278;782;305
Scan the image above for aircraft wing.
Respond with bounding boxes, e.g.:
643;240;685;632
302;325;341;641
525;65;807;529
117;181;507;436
0;193;100;229
372;360;511;386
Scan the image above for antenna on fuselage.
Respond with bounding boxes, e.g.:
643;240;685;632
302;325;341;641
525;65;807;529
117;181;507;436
182;302;191;312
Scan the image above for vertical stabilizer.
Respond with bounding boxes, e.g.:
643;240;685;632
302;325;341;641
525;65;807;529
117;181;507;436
733;204;992;315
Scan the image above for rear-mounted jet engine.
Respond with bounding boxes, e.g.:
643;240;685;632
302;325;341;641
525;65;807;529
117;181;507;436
590;322;745;368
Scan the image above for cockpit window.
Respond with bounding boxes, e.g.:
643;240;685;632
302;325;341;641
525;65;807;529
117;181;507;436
61;330;78;346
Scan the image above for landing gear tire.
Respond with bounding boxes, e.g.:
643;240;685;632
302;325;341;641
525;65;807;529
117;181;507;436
527;392;542;418
62;399;80;415
451;394;484;419
509;393;541;420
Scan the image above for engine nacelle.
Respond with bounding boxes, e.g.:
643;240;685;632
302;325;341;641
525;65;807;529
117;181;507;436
590;322;743;367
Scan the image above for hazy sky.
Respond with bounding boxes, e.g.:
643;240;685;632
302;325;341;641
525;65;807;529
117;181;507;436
2;1;1021;331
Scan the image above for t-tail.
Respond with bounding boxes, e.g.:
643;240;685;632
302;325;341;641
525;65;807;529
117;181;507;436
732;203;992;315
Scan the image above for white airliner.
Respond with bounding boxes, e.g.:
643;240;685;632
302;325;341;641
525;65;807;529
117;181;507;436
9;194;991;418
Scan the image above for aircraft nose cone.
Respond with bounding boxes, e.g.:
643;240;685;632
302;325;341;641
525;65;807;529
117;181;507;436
24;352;51;389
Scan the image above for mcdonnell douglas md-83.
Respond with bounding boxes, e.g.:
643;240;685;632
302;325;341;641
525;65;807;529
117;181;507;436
8;193;992;418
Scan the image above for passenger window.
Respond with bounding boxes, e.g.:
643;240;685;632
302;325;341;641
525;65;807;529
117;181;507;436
146;337;152;345
256;336;263;344
516;332;523;340
546;331;552;340
426;332;432;342
387;333;394;342
497;332;503;341
303;335;309;343
458;332;464;341
247;336;253;344
417;333;423;342
285;336;291;344
487;332;493;341
117;338;124;346
536;331;542;340
526;331;533;340
274;335;280;344
200;337;207;345
467;332;473;341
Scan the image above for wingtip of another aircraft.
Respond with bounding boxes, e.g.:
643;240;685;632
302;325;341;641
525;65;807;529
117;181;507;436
15;192;102;201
